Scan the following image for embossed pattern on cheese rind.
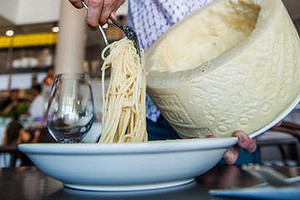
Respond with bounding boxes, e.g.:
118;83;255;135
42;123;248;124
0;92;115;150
146;0;300;138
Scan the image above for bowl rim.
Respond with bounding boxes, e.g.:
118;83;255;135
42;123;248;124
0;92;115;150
18;137;238;155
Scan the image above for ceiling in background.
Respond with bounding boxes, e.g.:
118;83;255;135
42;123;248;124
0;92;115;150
0;0;61;27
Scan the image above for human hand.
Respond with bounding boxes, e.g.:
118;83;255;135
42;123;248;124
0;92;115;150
18;129;32;143
69;0;125;27
223;130;257;164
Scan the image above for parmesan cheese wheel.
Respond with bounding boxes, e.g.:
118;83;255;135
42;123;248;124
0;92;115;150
145;0;300;138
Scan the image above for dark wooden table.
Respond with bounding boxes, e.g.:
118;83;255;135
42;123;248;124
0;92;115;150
0;165;299;200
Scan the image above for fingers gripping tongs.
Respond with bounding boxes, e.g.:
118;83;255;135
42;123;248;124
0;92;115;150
81;1;141;58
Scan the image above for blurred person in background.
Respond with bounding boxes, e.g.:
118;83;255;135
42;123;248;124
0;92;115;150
22;83;55;144
28;84;46;121
0;89;28;117
3;114;23;146
3;117;37;167
20;84;50;145
43;68;55;86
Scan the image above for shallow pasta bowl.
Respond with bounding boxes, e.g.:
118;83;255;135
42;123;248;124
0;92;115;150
18;137;237;191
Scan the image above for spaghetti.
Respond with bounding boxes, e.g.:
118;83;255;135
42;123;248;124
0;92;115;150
99;38;148;143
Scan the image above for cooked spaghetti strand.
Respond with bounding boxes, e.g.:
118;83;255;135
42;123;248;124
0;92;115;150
99;38;147;143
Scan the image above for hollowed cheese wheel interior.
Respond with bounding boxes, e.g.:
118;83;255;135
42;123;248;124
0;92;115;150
146;0;261;73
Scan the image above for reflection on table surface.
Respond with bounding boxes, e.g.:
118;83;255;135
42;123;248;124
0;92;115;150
0;165;299;200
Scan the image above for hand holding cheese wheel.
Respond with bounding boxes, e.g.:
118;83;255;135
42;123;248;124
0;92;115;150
146;0;300;138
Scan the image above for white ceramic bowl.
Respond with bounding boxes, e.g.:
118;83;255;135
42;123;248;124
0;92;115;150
19;137;237;191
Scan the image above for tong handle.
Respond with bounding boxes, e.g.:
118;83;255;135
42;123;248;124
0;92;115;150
109;16;124;31
81;1;109;46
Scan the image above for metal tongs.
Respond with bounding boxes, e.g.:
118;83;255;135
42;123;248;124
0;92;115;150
81;1;141;58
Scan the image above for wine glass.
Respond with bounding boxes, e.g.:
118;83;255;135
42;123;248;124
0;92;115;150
46;73;94;143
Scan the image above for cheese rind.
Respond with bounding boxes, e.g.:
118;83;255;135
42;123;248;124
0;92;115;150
146;0;300;138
